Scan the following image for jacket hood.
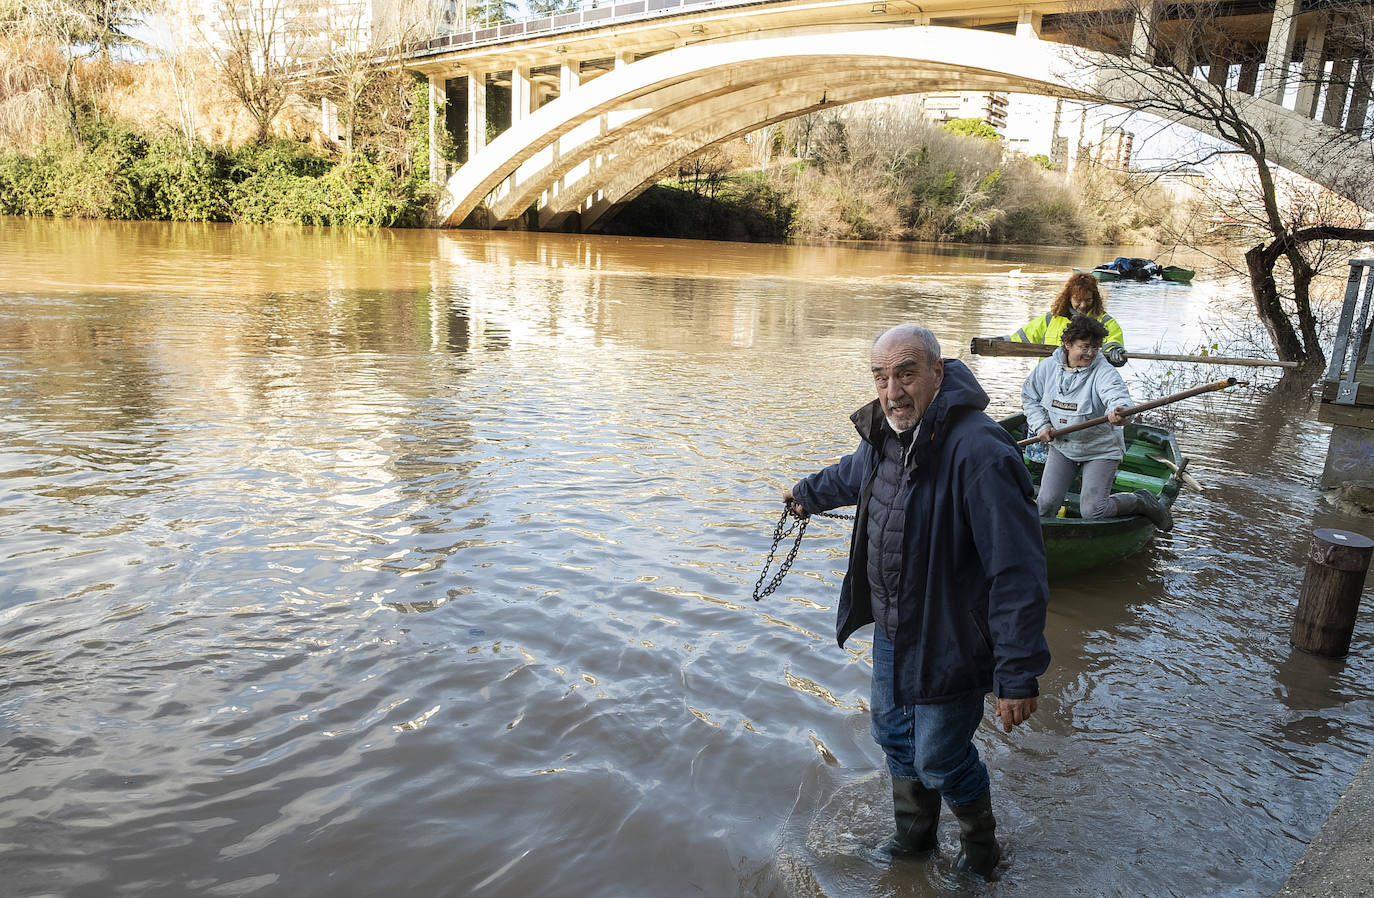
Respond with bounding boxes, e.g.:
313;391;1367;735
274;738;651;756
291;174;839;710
851;358;990;445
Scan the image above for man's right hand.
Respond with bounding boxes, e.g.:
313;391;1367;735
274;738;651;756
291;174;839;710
996;696;1038;733
782;487;808;517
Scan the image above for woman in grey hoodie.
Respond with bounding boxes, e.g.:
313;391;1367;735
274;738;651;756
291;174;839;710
1021;316;1172;529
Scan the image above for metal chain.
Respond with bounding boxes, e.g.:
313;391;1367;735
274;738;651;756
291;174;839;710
752;503;855;602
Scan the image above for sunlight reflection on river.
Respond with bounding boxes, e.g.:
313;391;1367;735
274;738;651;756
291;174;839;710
0;218;1371;897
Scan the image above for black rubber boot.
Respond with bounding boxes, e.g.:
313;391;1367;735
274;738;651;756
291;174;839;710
1110;488;1174;532
950;789;1001;878
886;776;942;856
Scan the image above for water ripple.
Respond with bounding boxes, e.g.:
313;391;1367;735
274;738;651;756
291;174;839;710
1;229;1371;897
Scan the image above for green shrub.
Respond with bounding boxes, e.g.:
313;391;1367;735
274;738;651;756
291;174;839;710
0;115;441;226
130;136;232;221
0;152;49;215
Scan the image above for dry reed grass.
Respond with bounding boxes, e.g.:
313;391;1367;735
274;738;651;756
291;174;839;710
0;37;62;152
100;52;322;148
0;35;326;152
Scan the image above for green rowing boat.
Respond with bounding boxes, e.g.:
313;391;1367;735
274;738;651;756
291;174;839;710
998;414;1185;578
1074;266;1121;282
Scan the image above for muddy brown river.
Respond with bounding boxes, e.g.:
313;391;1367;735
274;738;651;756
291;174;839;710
1;218;1371;897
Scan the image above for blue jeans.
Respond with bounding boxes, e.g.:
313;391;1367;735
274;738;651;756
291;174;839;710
870;625;989;807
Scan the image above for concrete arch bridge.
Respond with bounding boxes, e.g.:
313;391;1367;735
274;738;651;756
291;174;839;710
401;0;1374;231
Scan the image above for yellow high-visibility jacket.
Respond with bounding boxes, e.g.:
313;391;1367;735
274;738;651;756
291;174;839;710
1009;311;1125;354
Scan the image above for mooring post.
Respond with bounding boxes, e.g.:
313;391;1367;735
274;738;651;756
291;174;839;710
1291;528;1374;656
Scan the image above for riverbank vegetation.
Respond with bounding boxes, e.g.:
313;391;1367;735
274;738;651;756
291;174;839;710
0;119;437;225
0;12;446;227
608;106;1191;245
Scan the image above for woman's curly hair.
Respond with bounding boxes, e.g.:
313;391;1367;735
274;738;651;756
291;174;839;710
1050;273;1105;319
1061;313;1109;347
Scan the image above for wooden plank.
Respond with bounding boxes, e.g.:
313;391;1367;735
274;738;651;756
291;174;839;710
970;337;1298;369
1317;401;1374;428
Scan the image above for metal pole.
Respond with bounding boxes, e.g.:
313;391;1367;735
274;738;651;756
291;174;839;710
1327;262;1366;382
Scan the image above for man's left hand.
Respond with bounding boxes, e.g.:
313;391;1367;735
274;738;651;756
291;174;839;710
996;696;1038;733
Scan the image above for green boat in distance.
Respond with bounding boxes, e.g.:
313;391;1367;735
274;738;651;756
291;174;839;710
998;414;1185;579
1074;266;1122;282
1160;265;1195;283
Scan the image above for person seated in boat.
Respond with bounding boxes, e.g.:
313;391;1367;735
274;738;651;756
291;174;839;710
1021;315;1172;531
1006;272;1128;367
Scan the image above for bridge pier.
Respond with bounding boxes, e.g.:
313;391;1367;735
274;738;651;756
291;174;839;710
1349;61;1371;133
1297;13;1328;117
467;72;487;164
428;75;446;185
561;59;580;94
1207;51;1228;88
1260;0;1298;103
514;65;533;122
1131;1;1160;59
1325;54;1354;127
1016;8;1041;40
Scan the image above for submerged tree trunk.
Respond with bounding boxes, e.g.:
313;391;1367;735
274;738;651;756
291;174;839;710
1288;247;1324;372
1245;241;1309;366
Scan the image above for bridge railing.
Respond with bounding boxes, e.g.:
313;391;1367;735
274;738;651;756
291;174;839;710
411;0;762;56
1325;259;1374;403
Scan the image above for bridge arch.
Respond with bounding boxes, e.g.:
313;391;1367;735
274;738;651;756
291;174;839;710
437;25;1374;230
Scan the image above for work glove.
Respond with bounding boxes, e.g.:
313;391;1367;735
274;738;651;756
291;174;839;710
1105;346;1128;367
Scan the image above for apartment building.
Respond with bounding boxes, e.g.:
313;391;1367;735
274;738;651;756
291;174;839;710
919;90;1010;133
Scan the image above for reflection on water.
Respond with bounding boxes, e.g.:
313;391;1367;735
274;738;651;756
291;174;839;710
1;218;1371;897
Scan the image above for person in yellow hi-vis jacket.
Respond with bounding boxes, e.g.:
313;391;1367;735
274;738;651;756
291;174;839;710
1007;272;1128;367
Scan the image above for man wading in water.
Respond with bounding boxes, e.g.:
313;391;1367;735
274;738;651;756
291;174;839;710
783;324;1051;878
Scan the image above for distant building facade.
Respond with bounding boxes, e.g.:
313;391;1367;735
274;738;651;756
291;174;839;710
168;0;412;61
1003;94;1134;171
918;90;1010;132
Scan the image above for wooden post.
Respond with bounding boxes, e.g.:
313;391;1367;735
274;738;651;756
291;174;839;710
1291;528;1374;656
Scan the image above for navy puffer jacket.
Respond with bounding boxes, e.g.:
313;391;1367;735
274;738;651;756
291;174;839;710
792;359;1051;705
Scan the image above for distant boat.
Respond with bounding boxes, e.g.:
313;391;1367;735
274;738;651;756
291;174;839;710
1076;257;1194;284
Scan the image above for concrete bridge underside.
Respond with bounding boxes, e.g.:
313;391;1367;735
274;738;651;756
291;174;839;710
435;26;1374;230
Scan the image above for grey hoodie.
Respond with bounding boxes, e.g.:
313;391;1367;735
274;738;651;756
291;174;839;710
1021;347;1132;462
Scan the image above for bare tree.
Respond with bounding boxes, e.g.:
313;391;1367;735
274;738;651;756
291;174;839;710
1055;0;1374;372
0;0;155;139
315;0;379;160
203;0;306;143
782;111;821;162
311;0;446;163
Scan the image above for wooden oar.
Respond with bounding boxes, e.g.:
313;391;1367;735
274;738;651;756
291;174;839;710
1149;454;1205;492
1016;377;1247;447
970;337;1298;369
